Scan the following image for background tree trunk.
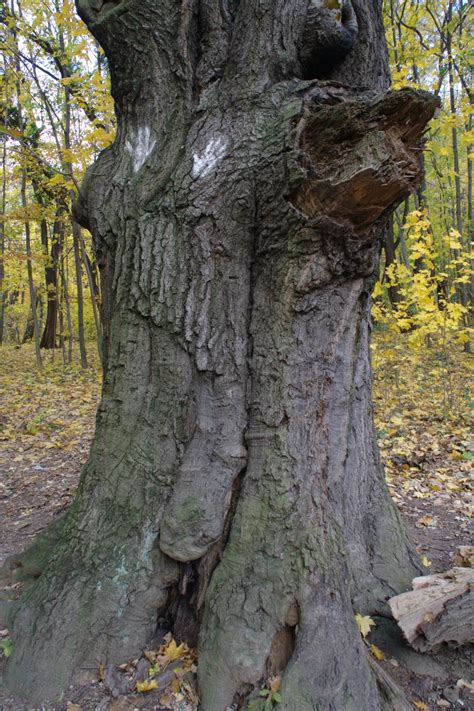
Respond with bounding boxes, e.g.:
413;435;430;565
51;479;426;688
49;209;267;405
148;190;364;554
40;217;63;350
4;1;437;708
0;142;6;346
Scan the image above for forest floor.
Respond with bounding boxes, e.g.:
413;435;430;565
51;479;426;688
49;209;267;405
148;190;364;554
0;336;472;711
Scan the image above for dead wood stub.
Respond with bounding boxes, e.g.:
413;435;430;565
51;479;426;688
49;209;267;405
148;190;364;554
293;89;439;233
389;567;474;653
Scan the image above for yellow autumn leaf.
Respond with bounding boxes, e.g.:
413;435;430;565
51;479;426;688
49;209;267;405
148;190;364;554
421;556;431;568
164;638;186;661
61;148;76;164
370;644;386;661
49;173;68;186
98;663;105;682
355;613;375;638
136;678;158;692
418;514;435;527
372;281;383;298
413;701;428;710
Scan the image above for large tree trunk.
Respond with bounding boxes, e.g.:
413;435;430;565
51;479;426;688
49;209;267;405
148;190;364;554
4;1;437;708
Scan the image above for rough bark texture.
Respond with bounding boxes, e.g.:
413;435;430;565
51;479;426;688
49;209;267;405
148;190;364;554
4;1;438;708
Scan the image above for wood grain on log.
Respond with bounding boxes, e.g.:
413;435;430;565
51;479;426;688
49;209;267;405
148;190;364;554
389;567;474;652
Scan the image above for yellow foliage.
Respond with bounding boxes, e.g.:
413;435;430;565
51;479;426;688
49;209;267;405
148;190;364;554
355;614;375;638
372;209;472;347
370;645;386;661
135;678;158;692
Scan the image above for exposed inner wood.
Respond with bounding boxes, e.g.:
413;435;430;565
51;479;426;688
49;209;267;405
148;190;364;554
389;567;474;652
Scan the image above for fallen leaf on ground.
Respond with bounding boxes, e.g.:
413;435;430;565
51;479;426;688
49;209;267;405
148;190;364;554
136;678;158;692
370;644;386;661
355;613;375;638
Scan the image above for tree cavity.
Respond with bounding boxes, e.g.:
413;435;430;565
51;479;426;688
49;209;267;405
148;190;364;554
299;0;358;79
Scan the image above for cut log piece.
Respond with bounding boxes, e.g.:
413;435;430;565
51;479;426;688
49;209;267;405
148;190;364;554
389;567;474;652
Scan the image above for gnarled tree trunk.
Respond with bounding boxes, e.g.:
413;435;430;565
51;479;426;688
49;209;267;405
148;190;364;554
4;1;437;708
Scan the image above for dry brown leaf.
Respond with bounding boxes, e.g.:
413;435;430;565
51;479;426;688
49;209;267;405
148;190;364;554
170;676;181;693
268;675;281;693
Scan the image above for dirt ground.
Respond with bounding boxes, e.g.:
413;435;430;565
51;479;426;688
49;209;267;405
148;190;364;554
0;342;472;710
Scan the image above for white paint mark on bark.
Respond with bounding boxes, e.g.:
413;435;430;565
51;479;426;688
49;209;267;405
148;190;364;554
192;135;227;178
114;560;128;579
138;530;158;568
125;125;156;173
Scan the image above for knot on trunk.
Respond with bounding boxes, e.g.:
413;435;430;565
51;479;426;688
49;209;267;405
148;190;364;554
292;88;439;236
299;0;358;79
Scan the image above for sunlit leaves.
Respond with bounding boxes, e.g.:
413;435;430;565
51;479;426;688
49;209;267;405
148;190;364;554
372;208;472;347
379;1;472;355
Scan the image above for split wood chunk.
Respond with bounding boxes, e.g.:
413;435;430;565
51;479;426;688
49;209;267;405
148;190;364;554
389;567;474;652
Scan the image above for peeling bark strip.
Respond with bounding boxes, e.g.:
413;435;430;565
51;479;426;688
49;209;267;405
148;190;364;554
4;1;438;708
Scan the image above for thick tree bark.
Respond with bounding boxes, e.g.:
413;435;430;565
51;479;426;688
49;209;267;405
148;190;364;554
3;1;437;708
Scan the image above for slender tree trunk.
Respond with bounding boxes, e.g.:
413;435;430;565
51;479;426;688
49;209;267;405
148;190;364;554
395;199;411;270
384;216;401;306
56;11;88;367
11;7;42;366
0;142;6;345
20;174;43;367
4;1;437;708
465;100;473;307
72;220;88;367
447;13;463;244
446;1;470;348
80;232;103;361
60;238;74;364
39;217;63;349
